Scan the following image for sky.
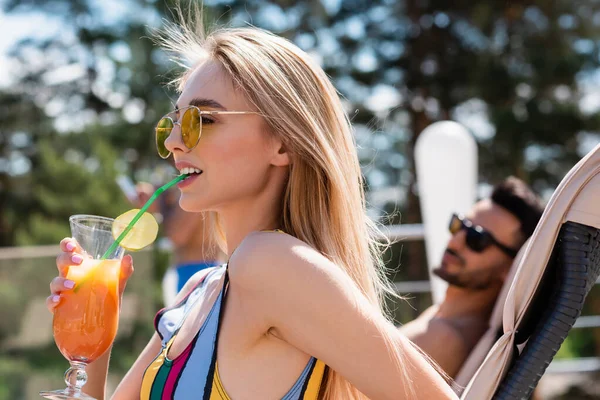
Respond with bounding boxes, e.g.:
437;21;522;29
0;0;161;87
0;10;64;87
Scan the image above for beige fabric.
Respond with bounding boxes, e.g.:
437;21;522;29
454;239;529;389
460;143;600;400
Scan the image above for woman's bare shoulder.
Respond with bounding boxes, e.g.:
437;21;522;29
228;231;346;294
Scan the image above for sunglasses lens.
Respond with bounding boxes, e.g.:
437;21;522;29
181;107;201;149
466;229;493;253
156;117;174;158
466;230;483;252
449;215;462;234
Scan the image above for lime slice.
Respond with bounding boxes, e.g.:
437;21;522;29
112;209;159;251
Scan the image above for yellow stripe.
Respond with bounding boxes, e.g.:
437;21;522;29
303;359;327;399
207;359;326;400
209;362;231;400
140;351;166;399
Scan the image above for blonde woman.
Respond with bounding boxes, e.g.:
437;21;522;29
47;9;457;400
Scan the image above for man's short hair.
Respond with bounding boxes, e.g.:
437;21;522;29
490;176;545;243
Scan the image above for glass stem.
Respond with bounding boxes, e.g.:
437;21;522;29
64;361;88;395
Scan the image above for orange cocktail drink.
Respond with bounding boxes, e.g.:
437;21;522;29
41;181;165;400
53;258;121;363
41;214;125;400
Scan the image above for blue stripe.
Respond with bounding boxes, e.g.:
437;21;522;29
173;289;224;397
282;358;316;400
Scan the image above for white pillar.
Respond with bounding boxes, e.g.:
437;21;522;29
415;121;478;304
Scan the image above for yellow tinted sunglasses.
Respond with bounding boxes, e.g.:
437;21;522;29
155;105;255;159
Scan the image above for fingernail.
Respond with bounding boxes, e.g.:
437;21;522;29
52;295;60;303
71;254;83;264
66;242;75;251
64;280;75;289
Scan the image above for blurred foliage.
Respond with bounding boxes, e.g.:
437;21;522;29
0;357;28;399
1;0;599;246
0;0;178;246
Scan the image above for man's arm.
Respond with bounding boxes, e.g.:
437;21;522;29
399;310;470;378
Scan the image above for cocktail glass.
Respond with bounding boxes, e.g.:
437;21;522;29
40;215;124;400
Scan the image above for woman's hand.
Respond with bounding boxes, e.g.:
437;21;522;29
46;237;134;313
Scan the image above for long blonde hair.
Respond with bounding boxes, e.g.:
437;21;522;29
155;5;414;399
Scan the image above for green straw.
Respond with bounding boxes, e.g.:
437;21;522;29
73;174;189;294
101;174;189;260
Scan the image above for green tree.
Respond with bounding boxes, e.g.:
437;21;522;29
0;91;51;245
14;135;130;244
0;0;179;245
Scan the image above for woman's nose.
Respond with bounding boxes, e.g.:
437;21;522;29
164;123;187;155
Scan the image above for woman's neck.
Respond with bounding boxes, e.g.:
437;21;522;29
220;165;289;256
220;197;283;257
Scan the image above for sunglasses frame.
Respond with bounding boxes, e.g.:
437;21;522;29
449;213;519;258
155;105;256;159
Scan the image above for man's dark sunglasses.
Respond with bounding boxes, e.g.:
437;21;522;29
449;213;519;258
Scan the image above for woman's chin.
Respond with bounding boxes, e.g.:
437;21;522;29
178;195;209;213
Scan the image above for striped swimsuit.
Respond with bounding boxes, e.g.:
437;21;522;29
140;264;327;399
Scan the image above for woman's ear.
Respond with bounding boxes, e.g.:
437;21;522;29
270;139;291;167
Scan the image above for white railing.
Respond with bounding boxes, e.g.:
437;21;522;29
0;244;59;260
377;223;425;241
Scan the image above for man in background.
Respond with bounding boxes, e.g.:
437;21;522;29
400;176;545;378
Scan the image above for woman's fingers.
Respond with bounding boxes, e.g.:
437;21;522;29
51;238;134;313
46;294;61;313
57;237;86;276
55;251;84;277
47;276;76;313
59;237;83;253
50;276;76;293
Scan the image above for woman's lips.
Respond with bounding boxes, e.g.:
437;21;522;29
177;172;201;189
